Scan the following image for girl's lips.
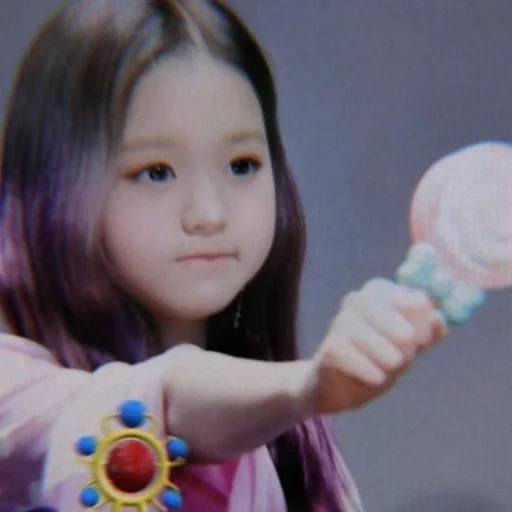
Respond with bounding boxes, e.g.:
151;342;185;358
176;252;237;262
175;253;238;271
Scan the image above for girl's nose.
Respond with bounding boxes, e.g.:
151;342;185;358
181;177;226;236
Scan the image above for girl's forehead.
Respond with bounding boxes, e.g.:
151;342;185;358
123;52;266;146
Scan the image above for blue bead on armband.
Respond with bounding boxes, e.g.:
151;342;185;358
74;400;189;511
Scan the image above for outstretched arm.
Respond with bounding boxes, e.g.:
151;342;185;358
163;344;312;461
162;279;444;460
0;334;313;511
0;279;441;509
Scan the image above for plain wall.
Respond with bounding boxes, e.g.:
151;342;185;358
1;1;512;510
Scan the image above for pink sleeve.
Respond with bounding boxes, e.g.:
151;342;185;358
0;334;174;510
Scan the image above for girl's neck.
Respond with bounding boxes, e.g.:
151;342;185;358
158;317;207;350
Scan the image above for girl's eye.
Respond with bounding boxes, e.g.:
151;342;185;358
136;164;175;183
229;157;262;176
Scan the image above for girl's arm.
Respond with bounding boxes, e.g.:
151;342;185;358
0;333;311;510
163;344;314;461
163;279;445;462
0;279;441;508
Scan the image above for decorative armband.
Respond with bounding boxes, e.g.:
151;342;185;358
75;400;189;511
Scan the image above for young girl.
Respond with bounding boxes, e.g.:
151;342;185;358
0;1;444;510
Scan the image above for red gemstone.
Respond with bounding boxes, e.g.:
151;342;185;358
106;439;156;493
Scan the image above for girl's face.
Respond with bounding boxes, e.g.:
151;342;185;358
103;52;276;324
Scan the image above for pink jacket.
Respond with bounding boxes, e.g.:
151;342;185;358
0;334;362;511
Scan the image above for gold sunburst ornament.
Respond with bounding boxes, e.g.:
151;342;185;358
75;400;189;511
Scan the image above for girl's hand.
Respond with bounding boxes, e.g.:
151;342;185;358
307;278;447;414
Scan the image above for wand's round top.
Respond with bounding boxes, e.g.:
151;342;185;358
410;141;512;289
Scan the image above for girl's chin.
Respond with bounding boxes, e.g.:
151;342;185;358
156;298;236;322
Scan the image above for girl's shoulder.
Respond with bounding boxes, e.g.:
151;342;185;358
0;332;59;364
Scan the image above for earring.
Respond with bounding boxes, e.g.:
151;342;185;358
233;293;243;329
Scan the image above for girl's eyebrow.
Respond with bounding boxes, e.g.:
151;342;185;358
225;131;267;146
121;138;177;152
121;130;267;153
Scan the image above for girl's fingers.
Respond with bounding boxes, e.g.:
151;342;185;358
343;308;405;370
324;278;450;396
328;341;386;386
349;279;446;351
390;285;432;310
389;281;449;342
346;286;415;345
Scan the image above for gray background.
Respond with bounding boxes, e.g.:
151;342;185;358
1;1;512;510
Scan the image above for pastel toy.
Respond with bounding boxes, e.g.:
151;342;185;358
396;142;512;322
